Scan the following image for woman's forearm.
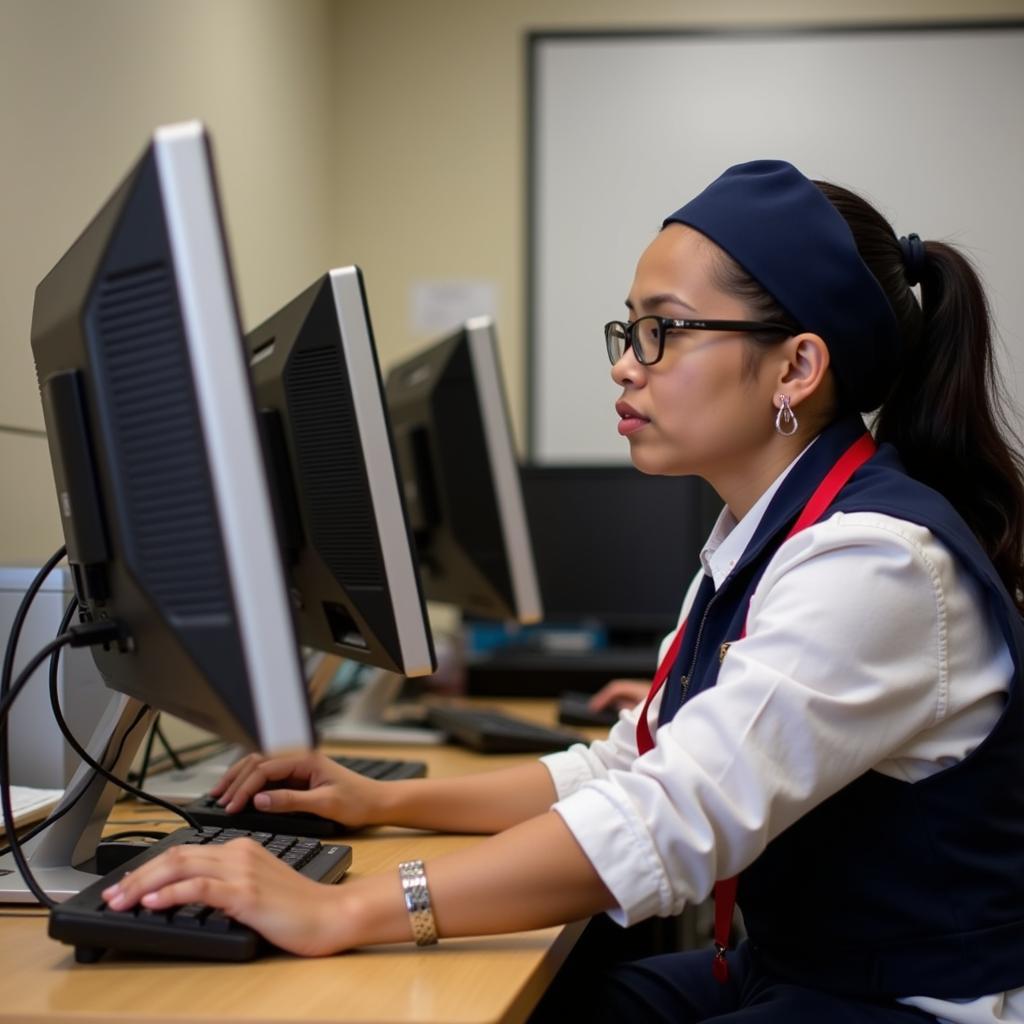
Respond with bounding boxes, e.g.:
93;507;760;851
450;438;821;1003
338;810;615;947
370;760;560;833
99;804;614;958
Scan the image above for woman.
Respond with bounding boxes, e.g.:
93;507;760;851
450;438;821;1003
104;161;1024;1022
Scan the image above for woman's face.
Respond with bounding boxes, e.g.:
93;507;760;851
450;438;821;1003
612;224;782;481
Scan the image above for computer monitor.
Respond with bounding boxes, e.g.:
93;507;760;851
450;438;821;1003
386;317;542;624
457;467;721;697
520;465;722;641
317;317;542;744
1;121;310;901
245;268;436;680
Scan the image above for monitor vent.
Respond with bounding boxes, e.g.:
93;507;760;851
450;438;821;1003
284;345;383;587
95;264;231;618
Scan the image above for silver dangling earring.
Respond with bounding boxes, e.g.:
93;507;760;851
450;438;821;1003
774;394;798;437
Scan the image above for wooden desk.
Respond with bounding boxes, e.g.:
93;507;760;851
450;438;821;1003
0;700;601;1024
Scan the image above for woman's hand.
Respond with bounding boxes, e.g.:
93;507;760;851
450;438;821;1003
211;753;559;837
101;839;355;956
210;751;382;829
588;678;651;712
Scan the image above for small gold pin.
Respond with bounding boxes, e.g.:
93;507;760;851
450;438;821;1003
719;642;731;663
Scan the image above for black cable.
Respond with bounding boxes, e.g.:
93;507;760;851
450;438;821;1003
0;596;140;862
0;623;122;723
38;600;199;833
0;586;196;904
0;597;80;859
100;830;167;842
0;548;67;859
37;598;151;843
0;546;66;706
44;631;200;832
0;626;114;905
48;697;200;830
0;701;149;859
0;633;75;738
0;631;76;908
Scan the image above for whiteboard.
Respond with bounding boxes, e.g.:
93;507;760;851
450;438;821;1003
528;25;1024;461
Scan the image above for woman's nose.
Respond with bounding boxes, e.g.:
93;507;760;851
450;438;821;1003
611;349;643;388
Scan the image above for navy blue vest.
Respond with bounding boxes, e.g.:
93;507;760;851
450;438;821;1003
658;415;1024;999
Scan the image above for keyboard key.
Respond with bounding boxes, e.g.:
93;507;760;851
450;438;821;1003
203;910;234;933
170;904;207;928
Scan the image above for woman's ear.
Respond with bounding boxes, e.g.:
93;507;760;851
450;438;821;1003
777;332;830;409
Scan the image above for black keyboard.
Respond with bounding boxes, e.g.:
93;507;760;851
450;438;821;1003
330;753;427;781
182;753;427;837
425;706;584;753
49;826;352;962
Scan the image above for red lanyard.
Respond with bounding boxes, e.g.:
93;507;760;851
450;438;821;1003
634;432;877;981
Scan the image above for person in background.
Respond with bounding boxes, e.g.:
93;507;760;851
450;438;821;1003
102;160;1024;1023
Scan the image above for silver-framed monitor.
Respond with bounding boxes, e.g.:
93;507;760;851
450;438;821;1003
387;317;542;624
1;121;310;902
317;317;543;746
246;267;436;680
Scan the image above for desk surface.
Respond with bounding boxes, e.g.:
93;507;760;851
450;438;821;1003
0;699;599;1024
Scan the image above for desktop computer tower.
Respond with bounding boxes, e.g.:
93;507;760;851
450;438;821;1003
0;566;108;788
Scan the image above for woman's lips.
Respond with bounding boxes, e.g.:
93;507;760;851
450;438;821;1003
616;401;650;436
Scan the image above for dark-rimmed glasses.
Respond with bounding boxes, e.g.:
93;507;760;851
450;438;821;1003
604;315;793;366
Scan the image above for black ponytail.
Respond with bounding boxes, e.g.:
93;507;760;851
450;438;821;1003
818;181;1024;611
709;181;1024;609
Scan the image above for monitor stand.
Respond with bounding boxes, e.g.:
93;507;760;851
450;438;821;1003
316;667;444;745
0;693;154;903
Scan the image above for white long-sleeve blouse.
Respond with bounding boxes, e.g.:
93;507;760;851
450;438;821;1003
541;457;1020;1023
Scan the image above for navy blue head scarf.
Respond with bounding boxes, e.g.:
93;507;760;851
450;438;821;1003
662;160;900;412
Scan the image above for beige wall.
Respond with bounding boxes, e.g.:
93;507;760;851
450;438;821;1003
0;0;337;564
3;0;1024;566
330;0;1024;458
